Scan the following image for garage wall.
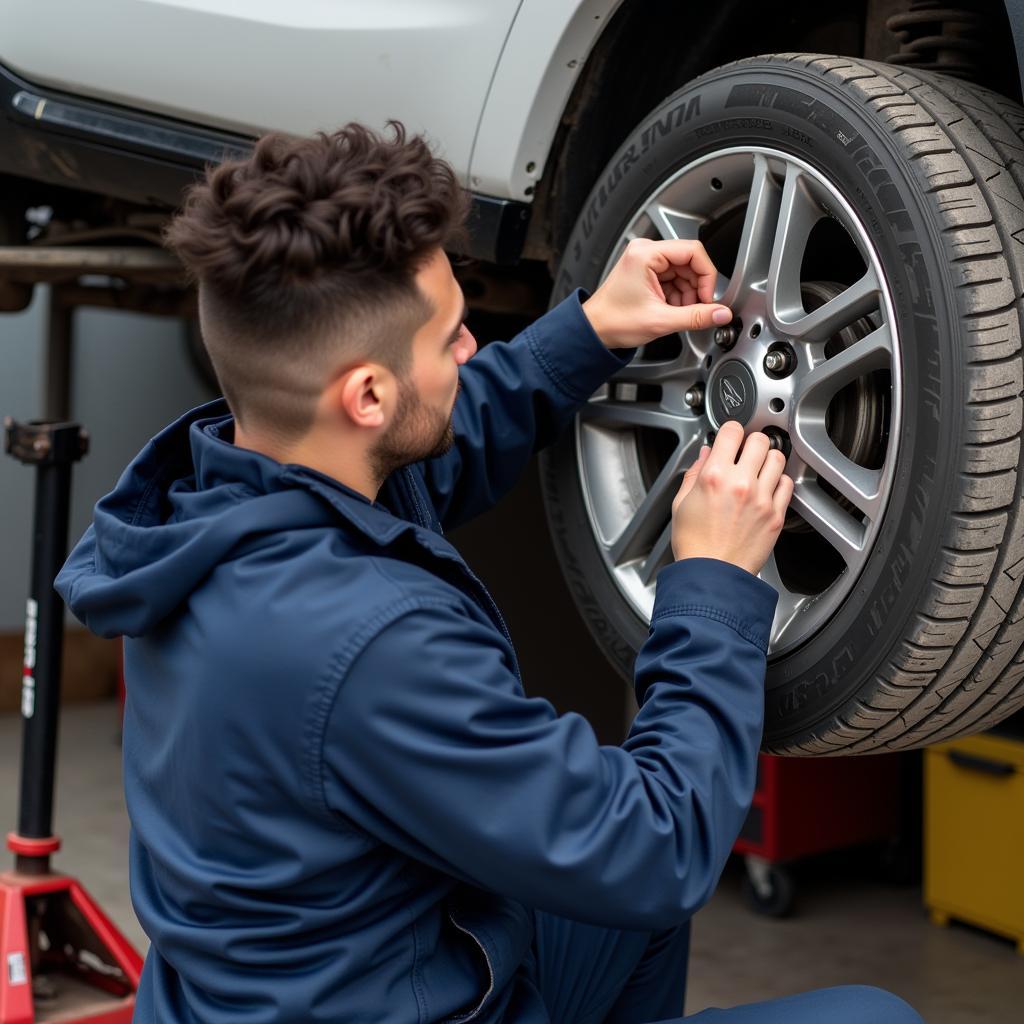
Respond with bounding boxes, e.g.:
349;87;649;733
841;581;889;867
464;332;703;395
0;286;213;631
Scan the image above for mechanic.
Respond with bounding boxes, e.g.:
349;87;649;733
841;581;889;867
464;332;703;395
56;124;922;1024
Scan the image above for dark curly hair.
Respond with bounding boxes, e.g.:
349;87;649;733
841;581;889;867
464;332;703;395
163;121;469;441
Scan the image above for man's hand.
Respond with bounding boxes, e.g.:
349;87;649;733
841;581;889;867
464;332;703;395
582;238;733;350
671;421;794;577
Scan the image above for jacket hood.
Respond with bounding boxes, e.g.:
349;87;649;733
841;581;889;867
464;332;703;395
55;399;375;638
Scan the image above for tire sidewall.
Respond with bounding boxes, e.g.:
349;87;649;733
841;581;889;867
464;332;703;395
540;58;962;747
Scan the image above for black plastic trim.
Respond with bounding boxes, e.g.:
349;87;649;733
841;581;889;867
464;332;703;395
9;88;249;168
0;60;249;208
0;60;530;264
464;194;531;265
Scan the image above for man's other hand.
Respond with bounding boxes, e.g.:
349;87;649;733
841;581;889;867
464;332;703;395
581;238;733;350
670;421;794;577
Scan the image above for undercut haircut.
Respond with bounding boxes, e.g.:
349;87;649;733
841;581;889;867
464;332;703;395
163;121;469;442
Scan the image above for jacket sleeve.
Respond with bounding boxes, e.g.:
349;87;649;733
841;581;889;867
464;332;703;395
321;557;778;931
413;288;634;530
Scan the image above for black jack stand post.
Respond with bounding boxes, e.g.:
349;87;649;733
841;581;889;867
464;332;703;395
1;419;141;1024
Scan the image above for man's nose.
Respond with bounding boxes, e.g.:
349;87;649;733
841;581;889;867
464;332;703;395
455;331;478;365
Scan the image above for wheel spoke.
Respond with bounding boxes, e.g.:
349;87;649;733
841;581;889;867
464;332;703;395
609;435;699;564
757;552;805;652
756;550;785;602
638;521;673;585
797;323;892;404
789;479;867;565
646;202;703;241
793;324;891;519
578;400;685;435
791;425;884;518
780;270;881;341
720;153;780;307
766;164;824;328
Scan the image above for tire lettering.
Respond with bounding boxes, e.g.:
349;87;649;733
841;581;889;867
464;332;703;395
639;109;674;154
643;94;701;141
775;645;855;718
865;541;914;640
676;94;701;127
576;95;704;248
694;116;773;140
725;83;861;151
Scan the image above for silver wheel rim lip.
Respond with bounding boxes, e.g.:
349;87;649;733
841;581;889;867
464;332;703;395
574;145;904;658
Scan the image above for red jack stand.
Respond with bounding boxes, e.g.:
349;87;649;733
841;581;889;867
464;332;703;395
1;420;142;1023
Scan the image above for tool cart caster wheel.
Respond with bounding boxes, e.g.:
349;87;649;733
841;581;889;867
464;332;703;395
741;856;795;918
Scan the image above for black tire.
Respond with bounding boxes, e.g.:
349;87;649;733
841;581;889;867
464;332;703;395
540;54;1024;754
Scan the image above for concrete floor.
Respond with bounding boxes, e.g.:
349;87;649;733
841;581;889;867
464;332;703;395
1;701;1021;1022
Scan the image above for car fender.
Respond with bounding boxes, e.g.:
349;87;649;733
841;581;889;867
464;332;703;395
473;0;1024;204
469;0;623;199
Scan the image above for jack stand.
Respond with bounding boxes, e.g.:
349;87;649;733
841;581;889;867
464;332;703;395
1;420;141;1023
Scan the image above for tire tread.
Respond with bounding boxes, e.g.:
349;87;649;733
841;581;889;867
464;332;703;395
756;56;1024;753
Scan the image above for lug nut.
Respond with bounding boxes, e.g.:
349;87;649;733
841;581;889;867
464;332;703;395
714;325;739;351
684;383;705;410
763;426;792;459
763;345;796;377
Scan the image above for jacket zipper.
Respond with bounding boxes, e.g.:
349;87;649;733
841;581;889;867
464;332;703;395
443;912;494;1023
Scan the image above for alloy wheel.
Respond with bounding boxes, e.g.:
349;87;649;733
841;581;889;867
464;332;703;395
575;147;903;657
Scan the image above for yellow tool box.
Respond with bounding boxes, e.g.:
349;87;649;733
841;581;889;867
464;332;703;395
924;731;1024;954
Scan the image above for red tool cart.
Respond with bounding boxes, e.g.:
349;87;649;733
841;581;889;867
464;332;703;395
733;751;903;917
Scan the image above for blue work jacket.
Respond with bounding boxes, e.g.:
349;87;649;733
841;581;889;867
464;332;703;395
56;290;778;1024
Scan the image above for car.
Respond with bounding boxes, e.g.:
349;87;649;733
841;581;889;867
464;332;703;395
3;0;1024;755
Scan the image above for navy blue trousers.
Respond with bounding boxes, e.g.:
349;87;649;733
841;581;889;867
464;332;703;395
531;911;924;1024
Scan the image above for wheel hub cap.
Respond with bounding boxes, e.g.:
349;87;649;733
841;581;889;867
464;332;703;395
709;359;758;427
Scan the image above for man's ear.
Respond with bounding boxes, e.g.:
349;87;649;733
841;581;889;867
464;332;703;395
321;364;394;430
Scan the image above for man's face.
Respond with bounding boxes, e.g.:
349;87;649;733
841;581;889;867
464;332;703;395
369;249;477;479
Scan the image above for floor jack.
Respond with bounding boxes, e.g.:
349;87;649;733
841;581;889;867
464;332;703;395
0;418;141;1023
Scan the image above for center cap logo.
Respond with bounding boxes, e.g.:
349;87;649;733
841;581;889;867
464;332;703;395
709;360;757;427
720;376;746;411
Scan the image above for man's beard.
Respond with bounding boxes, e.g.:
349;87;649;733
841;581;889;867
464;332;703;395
369;377;458;486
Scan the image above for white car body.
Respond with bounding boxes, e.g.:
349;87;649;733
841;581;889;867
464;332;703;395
0;0;622;197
